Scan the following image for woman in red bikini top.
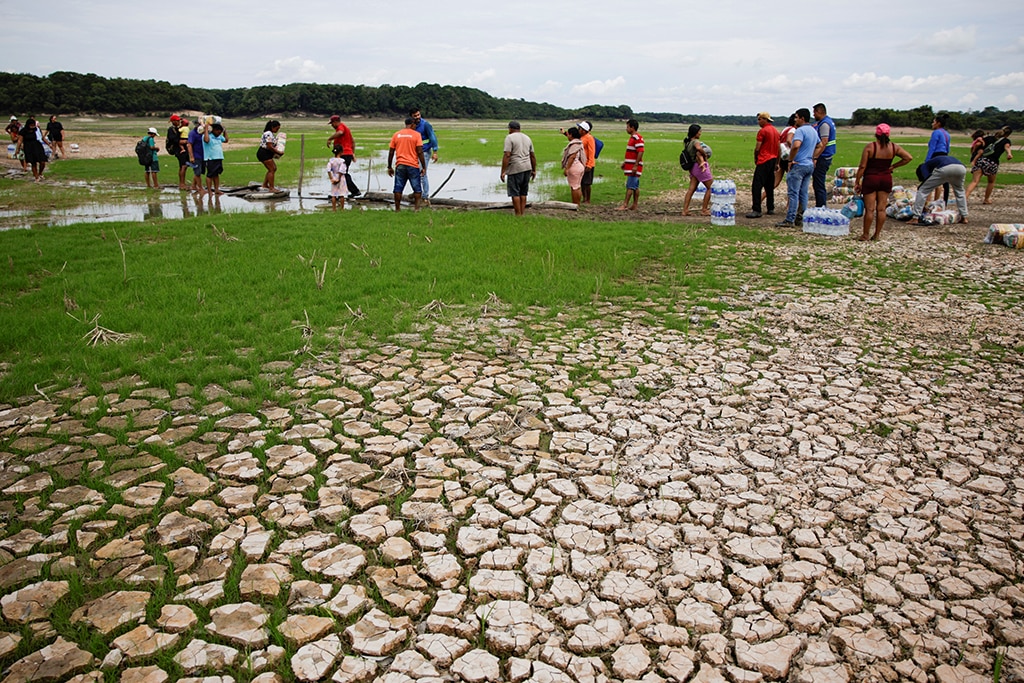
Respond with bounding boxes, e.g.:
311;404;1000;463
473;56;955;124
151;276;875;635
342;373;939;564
854;123;913;242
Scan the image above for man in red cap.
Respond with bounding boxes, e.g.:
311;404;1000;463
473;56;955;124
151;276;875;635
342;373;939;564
327;115;360;197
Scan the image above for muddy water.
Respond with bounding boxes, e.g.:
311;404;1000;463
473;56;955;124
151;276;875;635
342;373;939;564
1;154;568;230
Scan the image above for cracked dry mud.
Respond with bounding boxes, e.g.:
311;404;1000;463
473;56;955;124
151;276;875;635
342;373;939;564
1;223;1023;683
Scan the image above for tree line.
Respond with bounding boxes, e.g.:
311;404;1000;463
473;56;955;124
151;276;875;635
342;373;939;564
2;71;1021;131
849;104;1024;132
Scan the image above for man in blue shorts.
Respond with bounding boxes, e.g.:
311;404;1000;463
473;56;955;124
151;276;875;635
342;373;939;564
387;117;427;212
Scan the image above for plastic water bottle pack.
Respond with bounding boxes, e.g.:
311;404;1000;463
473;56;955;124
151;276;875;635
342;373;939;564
802;208;850;236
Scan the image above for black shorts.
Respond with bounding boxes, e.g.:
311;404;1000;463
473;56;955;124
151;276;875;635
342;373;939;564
177;151;191;167
206;159;224;178
256;146;275;162
506;170;531;197
779;159;790;174
582;167;594;186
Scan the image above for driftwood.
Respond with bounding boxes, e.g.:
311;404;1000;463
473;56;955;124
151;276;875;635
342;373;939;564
359;192;577;211
221;183;290;200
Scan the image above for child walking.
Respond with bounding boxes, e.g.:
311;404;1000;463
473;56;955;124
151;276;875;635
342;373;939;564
327;148;348;211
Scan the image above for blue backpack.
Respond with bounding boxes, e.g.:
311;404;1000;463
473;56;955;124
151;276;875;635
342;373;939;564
593;137;604;159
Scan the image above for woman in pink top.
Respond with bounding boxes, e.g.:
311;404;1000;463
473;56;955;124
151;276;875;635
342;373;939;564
561;126;586;205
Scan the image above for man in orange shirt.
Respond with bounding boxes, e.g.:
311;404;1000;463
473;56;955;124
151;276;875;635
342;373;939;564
578;121;597;204
386;117;427;211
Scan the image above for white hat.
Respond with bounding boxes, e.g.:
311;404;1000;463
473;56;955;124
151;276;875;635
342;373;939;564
9;116;17;121
578;121;591;132
147;127;158;135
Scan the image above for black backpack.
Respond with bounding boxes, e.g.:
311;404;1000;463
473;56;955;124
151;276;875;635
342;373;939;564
679;145;695;171
166;125;181;154
135;138;152;165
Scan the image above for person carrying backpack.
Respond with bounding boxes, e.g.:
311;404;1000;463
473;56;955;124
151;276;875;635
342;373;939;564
139;127;159;188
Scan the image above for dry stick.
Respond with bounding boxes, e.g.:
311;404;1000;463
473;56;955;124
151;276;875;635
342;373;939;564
430;168;456;199
366;157;372;193
113;229;127;285
297;134;305;198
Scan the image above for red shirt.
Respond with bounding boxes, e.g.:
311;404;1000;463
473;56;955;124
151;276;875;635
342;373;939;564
756;124;780;165
623;133;644;175
389;128;423;168
331;122;355;155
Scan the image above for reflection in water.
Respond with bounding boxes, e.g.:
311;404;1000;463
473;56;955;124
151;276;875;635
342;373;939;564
0;158;569;231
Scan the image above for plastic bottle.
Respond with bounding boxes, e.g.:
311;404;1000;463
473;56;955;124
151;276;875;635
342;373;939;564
720;202;735;226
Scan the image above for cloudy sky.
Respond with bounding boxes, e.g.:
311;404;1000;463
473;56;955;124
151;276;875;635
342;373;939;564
9;0;1023;118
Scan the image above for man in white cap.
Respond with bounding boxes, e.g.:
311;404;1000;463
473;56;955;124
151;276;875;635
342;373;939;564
143;127;160;188
578;121;596;203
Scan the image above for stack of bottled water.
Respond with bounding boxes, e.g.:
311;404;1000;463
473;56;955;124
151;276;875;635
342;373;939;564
709;179;736;226
802;207;851;236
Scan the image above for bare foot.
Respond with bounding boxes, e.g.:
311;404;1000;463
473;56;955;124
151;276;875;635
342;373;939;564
983;200;993;205
682;211;691;216
958;216;969;224
615;205;628;211
700;209;710;216
858;235;870;241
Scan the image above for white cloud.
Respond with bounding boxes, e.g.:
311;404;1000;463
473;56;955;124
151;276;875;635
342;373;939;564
759;75;826;91
571;77;626;98
1003;94;1019;105
927;25;977;51
464;69;496;85
984;72;1024;87
842;72;959;90
958;93;978;106
255;57;326;83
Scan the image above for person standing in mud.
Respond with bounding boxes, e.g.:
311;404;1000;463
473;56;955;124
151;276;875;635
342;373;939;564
500;120;536;217
409;108;438;200
187;119;205;193
7;116;27;171
387;117;427;212
327;115;360;197
45;115;66;159
15;118;47;181
202;120;228;195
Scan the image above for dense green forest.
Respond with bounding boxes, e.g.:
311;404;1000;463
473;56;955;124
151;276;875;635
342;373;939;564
1;71;1021;131
848;104;1024;132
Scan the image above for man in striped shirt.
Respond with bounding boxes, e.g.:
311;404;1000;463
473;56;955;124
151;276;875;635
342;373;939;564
618;119;644;211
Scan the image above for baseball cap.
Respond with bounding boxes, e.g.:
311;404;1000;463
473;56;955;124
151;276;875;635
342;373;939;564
757;112;773;122
578;121;591;132
329;115;341;122
170;114;181;122
875;123;891;136
9;116;17;121
182;118;189;126
147;127;158;135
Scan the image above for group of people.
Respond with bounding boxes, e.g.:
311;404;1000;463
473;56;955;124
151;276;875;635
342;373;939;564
140;114;229;194
732;105;1014;241
6;114;66;181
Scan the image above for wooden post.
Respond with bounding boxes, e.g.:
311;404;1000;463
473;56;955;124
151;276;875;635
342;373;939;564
297;134;305;197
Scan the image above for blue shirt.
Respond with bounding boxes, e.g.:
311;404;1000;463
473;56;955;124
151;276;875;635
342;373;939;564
203;133;225;161
791;124;820;168
814;115;836;158
413;119;437;154
926;128;950;161
188;129;205;161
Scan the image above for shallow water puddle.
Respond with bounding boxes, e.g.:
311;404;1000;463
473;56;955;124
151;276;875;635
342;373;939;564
1;156;565;230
